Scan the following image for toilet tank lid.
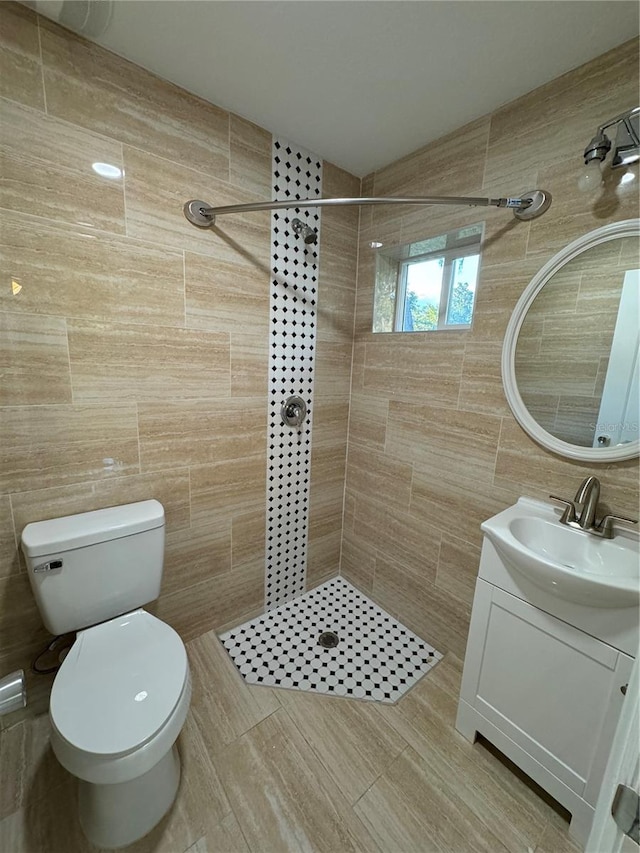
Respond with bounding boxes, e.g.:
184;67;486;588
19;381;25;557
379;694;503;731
21;500;165;558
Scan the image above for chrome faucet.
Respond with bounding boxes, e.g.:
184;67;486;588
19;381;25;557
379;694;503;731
573;476;601;530
550;475;637;539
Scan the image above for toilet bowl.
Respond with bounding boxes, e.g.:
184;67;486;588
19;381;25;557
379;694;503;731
49;609;191;848
21;500;192;849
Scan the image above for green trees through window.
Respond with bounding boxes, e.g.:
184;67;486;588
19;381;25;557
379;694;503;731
372;225;482;333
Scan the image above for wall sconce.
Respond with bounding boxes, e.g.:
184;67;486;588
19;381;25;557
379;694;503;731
579;107;639;192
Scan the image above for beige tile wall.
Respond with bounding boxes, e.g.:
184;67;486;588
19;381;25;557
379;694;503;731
0;2;357;712
309;163;360;588
1;2;637;715
342;37;640;658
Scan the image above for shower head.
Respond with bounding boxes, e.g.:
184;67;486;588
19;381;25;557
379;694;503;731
292;218;317;245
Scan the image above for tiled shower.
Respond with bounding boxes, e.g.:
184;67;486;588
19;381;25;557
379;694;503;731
0;1;360;713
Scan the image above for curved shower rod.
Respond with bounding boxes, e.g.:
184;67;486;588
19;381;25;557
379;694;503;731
183;189;552;229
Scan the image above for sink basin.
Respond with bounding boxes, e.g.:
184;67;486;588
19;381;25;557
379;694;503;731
481;497;640;608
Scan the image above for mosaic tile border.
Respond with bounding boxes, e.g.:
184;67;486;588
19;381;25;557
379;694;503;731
265;139;322;609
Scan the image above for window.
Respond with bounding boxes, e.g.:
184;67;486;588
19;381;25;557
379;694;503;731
372;224;483;333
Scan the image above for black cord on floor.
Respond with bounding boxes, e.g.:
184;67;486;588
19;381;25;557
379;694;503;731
31;633;76;675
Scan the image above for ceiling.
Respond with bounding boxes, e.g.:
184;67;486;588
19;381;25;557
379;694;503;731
35;1;639;176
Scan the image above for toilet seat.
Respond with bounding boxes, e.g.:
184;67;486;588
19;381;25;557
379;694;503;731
50;609;188;759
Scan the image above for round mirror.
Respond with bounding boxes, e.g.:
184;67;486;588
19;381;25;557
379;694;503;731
502;219;640;462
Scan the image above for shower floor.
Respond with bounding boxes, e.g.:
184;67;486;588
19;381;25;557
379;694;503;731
219;577;442;704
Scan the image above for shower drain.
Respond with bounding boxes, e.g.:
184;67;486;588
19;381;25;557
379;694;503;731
317;631;339;649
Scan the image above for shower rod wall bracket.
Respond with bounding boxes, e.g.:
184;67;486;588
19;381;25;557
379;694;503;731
511;189;552;221
183;190;552;229
184;199;217;228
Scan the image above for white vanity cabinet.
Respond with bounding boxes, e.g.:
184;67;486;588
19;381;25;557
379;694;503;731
456;538;637;848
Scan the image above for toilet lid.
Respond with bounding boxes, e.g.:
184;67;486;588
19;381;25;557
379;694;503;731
50;609;188;757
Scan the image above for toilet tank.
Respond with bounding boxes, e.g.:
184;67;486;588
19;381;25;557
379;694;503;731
21;500;165;635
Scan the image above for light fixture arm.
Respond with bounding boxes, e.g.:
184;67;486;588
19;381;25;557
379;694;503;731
596;106;640;137
583;106;640;166
183;189;551;229
583;131;612;165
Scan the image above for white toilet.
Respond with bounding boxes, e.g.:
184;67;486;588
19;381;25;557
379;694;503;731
21;500;191;849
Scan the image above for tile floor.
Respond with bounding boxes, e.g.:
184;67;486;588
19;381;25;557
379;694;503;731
0;629;581;853
221;578;443;703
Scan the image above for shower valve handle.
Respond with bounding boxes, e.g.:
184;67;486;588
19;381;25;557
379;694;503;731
281;396;307;429
286;403;300;419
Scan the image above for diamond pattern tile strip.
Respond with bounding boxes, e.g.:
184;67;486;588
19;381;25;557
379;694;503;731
220;578;443;704
265;138;322;609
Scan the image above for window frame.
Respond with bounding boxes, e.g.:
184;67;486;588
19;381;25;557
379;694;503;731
393;237;481;333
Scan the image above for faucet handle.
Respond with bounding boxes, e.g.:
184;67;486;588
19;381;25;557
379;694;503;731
549;495;578;524
596;514;638;539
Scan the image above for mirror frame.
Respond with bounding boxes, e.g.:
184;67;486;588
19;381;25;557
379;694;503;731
502;219;640;463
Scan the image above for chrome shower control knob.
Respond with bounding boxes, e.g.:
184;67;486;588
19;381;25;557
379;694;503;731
281;396;307;428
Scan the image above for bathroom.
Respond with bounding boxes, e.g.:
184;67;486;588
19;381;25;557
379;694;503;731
0;0;639;850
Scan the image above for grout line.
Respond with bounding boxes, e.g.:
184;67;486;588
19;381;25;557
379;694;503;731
223;798;253;853
0;83;228;186
0;396;256;411
277;697;376;811
7;493;20;571
0;202;269;265
371;545;379;593
134;402;142;475
337;196;362;579
120;142;129;238
551;394;562;435
227;113;232;184
455;347;466;410
187;466;193;529
352;745;411;810
408;462;415;511
433;530;444;586
0;204;181;255
218;705;283;754
492;417;505;484
440;529;482;552
4;466;192;502
0;92;121;149
229;507;235;572
63;316;74;404
381;384;389;456
186;697;280;850
15;312;229;336
122;140;229;187
35;14;48;115
522;171;538;258
0;92;51;114
480;116;492;192
182;250;187;328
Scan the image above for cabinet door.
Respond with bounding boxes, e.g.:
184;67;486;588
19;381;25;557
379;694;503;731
472;585;634;798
